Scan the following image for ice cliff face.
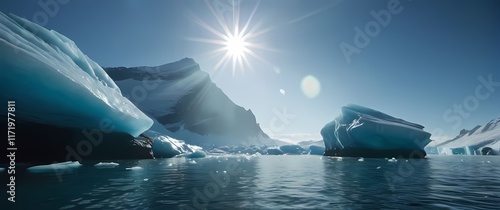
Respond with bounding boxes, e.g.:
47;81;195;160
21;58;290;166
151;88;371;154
0;12;157;164
105;58;276;146
0;12;153;137
321;104;431;158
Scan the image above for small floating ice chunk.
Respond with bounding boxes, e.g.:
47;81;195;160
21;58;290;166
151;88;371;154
143;178;149;181
28;161;81;173
388;157;398;162
487;161;491;164
358;157;364;162
376;166;381;169
94;162;119;168
167;163;173;167
280;89;286;95
186;151;206;158
189;160;197;164
126;166;143;170
59;205;76;210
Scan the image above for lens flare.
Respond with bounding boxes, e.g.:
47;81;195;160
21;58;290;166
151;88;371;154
301;75;321;98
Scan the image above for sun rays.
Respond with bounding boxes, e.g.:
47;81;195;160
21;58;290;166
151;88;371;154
190;0;273;76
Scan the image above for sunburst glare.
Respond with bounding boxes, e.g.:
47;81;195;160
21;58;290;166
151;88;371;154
190;0;274;76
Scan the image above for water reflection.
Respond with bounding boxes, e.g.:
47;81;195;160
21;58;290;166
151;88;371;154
321;157;432;209
253;156;327;209
4;155;500;209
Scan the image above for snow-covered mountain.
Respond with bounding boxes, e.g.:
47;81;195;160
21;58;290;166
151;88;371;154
435;117;500;155
105;59;279;147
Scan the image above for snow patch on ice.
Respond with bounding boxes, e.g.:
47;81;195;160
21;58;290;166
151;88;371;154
126;166;143;170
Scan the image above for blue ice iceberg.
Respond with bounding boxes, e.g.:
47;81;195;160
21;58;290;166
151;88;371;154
321;104;431;158
147;131;203;158
0;12;152;136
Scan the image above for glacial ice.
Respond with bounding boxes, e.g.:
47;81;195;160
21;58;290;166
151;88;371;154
27;161;81;173
0;13;152;136
95;162;119;168
321;104;431;157
125;166;143;170
308;145;325;155
279;145;306;154
185;151;207;158
266;148;284;155
147;130;203;158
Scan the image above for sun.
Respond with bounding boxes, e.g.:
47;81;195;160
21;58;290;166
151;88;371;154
226;33;248;57
189;0;274;75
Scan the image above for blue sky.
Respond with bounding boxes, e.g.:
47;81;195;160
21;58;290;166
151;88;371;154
3;0;499;143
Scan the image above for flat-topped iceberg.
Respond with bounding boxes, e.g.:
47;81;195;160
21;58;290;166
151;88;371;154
321;104;431;158
0;12;152;136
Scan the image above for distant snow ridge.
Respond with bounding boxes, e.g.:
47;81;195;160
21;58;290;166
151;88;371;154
435;117;500;155
0;12;152;136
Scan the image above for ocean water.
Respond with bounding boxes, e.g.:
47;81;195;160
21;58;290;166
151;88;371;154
2;155;499;210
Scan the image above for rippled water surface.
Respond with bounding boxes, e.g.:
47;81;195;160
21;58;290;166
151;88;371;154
2;155;500;209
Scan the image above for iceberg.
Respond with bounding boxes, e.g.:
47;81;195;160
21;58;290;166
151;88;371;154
279;145;306;155
266;148;283;155
308;145;325;155
185;151;207;158
27;161;81;173
321;104;431;158
147;130;203;158
94;162;119;168
0;12;152;137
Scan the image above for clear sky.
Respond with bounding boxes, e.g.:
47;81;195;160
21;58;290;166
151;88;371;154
3;0;499;143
